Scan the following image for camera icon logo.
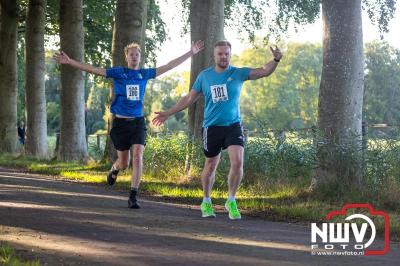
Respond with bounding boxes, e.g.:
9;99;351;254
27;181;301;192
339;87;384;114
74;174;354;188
311;203;390;256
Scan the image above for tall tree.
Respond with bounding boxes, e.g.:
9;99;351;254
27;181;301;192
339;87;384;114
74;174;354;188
188;0;225;139
0;0;19;154
57;0;88;161
25;0;47;158
251;0;395;189
112;0;147;67
181;0;224;174
103;0;148;162
313;0;365;187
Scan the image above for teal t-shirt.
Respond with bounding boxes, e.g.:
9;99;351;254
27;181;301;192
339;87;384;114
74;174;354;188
192;66;251;127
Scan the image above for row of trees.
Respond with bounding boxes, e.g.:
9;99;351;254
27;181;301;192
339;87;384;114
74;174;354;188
0;0;282;159
0;0;397;189
1;0;166;160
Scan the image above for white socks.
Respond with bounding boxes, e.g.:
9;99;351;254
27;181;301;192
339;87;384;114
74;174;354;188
203;196;235;203
202;197;211;203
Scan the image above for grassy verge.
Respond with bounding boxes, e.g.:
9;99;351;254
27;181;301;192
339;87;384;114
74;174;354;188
0;154;399;241
0;243;40;266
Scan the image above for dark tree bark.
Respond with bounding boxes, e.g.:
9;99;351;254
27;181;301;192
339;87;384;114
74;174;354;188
58;0;88;161
0;0;19;154
184;0;224;174
188;0;225;139
103;0;148;163
25;0;48;158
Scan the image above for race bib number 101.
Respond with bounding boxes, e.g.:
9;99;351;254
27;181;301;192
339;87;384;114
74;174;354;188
126;85;140;101
210;84;228;103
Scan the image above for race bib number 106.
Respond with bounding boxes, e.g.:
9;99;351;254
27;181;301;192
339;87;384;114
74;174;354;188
210;84;228;103
126;85;140;101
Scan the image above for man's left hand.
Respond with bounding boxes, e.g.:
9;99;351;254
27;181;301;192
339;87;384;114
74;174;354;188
270;46;282;61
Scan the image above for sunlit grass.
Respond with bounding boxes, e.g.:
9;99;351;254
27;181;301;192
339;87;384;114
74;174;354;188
141;180;226;200
0;243;41;266
60;171;105;183
367;138;400;150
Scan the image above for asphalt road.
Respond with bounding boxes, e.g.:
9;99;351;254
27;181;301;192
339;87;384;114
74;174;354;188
0;167;399;265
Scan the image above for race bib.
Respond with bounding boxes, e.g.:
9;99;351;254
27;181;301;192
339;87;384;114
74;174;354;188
126;85;140;101
210;84;228;103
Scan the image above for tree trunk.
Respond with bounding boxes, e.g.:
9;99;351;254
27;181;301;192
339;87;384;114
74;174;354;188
0;0;19;154
184;0;224;174
25;0;48;158
312;0;364;188
57;0;88;161
188;0;225;139
103;0;148;163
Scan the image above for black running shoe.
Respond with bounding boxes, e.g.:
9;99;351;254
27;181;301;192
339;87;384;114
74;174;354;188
128;190;141;209
107;168;119;186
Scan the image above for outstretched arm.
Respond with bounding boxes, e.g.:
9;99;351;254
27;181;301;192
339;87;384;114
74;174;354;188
53;51;106;77
248;46;283;80
155;40;204;77
152;89;201;126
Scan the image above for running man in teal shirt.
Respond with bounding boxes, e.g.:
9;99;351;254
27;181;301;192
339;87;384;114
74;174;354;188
153;40;282;220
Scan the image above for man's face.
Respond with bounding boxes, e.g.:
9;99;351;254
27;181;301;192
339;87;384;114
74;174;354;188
125;47;141;67
213;45;231;69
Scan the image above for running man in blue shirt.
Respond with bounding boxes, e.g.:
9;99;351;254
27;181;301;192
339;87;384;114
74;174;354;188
54;40;204;209
153;40;282;219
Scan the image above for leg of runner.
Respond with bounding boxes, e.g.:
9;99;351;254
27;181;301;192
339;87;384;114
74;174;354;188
107;150;130;186
128;144;144;209
200;154;220;218
225;145;244;220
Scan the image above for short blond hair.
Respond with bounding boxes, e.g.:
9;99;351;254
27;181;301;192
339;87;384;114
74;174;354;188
124;42;141;56
214;40;231;49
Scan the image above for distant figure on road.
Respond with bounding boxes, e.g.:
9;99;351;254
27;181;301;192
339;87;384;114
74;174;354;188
17;121;26;145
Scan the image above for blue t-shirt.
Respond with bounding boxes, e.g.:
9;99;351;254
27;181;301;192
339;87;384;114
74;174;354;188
193;66;251;127
106;67;156;117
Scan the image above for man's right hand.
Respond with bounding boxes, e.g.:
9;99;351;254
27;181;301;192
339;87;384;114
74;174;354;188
53;51;71;64
152;112;169;126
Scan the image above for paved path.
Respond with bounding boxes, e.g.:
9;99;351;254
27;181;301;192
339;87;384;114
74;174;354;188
0;167;399;265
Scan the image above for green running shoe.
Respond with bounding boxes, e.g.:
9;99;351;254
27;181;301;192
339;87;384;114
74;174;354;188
200;202;216;218
225;200;241;220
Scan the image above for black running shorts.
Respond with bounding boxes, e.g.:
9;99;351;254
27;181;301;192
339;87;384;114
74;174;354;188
110;117;146;151
201;122;244;158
